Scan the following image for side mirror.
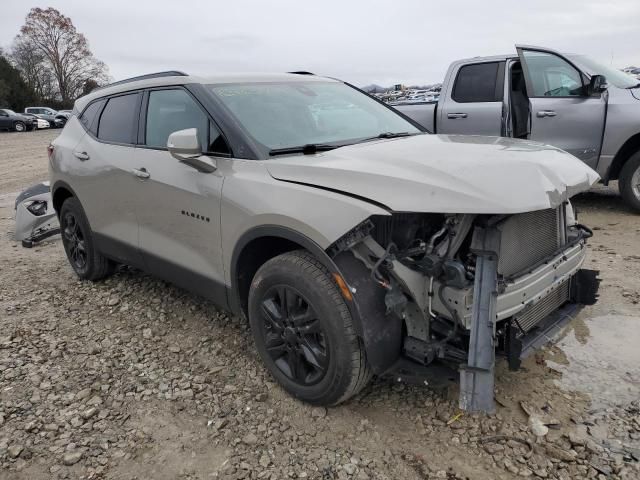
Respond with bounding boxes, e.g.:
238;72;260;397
588;75;608;95
167;128;217;173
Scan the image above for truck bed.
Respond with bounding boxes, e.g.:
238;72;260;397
392;101;437;133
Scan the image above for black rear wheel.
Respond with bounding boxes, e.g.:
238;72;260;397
59;197;115;280
248;250;371;405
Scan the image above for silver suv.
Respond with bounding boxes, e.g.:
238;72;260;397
50;71;599;407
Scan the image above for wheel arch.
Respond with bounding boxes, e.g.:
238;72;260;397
51;180;79;217
607;132;640;181
230;225;352;319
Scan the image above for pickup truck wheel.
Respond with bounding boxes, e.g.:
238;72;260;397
248;250;371;406
619;151;640;212
60;197;115;280
13;121;26;132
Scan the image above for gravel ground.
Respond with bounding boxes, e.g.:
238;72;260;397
0;129;639;480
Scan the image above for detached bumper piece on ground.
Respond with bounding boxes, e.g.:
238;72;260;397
14;182;60;247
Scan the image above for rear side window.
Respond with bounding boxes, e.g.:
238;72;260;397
452;62;503;103
80;100;104;135
97;93;141;144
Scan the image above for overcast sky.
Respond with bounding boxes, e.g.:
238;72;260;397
1;0;639;86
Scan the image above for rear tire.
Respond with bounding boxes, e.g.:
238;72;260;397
60;197;115;280
619;151;640;212
14;121;26;132
248;250;371;406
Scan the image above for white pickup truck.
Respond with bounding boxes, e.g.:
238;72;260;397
394;45;640;211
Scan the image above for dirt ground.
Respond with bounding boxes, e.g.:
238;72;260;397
0;129;638;480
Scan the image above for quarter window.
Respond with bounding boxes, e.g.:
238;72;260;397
80;100;104;135
522;51;583;97
97;93;141;144
452;62;502;103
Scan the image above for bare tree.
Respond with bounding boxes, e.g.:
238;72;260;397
10;37;56;100
11;7;109;104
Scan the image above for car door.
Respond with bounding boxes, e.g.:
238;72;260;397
516;45;606;169
71;92;144;266
438;61;505;136
133;87;230;305
0;110;9;129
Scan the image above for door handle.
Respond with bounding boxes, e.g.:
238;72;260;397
73;151;90;161
447;113;468;119
132;168;150;180
536;110;557;118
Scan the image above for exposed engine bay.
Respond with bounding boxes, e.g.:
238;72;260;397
329;203;598;375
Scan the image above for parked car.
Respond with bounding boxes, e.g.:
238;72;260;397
24;107;68;127
56;110;72;126
22;113;50;129
50;71;599;406
393;45;640;211
0;109;35;132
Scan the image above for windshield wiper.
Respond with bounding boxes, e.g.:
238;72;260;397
355;131;420;144
627;83;640;89
269;144;338;156
376;131;412;139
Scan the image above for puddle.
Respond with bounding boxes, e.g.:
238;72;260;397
547;313;640;409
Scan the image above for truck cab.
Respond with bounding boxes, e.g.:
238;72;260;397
395;45;640;211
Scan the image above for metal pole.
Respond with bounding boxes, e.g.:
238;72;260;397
459;226;500;413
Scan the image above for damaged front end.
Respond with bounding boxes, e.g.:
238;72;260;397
328;203;599;401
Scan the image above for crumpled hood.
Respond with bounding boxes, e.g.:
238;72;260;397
266;134;600;213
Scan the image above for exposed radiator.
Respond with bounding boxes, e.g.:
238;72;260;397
513;280;571;335
497;208;564;277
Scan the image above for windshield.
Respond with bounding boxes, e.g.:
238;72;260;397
567;54;638;88
208;81;421;153
4;109;16;115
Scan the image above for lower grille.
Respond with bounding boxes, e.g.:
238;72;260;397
513;280;571;335
497;208;562;277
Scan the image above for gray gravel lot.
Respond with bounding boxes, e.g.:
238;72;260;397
0;129;639;479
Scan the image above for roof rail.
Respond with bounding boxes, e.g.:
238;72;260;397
287;71;315;75
94;71;188;91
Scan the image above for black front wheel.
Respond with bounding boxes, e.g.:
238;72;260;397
248;250;371;406
59;197;115;280
619;151;640;212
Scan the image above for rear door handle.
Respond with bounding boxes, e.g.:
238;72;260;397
73;151;90;161
132;168;150;180
536;110;557;118
447;113;468;119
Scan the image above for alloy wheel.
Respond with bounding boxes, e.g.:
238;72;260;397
259;285;329;386
63;212;87;270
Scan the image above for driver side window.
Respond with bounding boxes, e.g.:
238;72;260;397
522;51;583;97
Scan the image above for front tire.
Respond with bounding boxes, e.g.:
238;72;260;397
59;197;115;280
248;250;371;406
619;151;640;212
14;121;26;132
